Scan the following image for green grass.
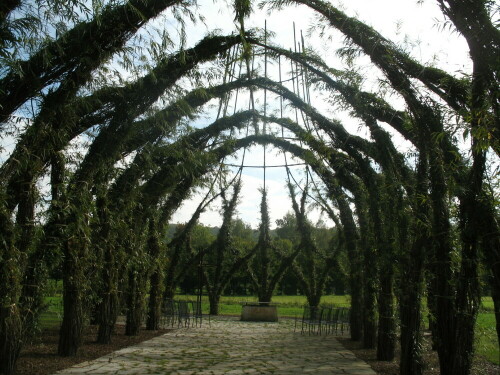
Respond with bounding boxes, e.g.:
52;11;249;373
39;296;63;329
38;294;498;365
174;294;351;317
480;297;495;312
475;312;499;364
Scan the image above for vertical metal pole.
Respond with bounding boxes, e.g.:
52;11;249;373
197;252;204;326
263;20;267;191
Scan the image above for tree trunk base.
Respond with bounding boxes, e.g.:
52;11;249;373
0;306;22;375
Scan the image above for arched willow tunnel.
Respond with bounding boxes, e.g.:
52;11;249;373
0;1;498;375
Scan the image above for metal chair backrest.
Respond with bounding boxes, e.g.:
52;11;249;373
162;298;176;327
176;300;191;327
190;300;203;327
303;305;321;322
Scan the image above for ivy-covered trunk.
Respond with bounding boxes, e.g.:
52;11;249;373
259;291;273;305
0;305;22;375
146;269;163;330
362;248;377;348
376;178;397;361
253;189;280;306
288;182;335;311
18;153;66;350
446;62;489;374
208;293;220;315
57;183;93;357
376;270;395;361
399;152;428;375
164;237;186;301
97;241;119;343
58;238;87;356
124;207;151;336
0;203;22;375
163;236;195;302
335;191;362;340
1;173;36;374
449;164;483;374
19;249;46;334
125;269;145;336
91;191;115;343
357;165;389;353
492;285;500;349
97;289;118;343
146;219;165;331
353;192;376;348
428;145;467;375
16;181;39;334
398;147;430;375
399;233;426;375
256;190;271;305
306;294;321;309
204;178;257;316
478;195;500;347
348;255;364;341
125;223;150;337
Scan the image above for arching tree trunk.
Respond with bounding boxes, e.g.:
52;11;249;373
492;284;500;349
97;239;119;343
58;238;87;356
306;294;321;309
0;202;22;374
362;248;377;348
399;152;428;375
0;305;22;375
97;289;118;343
19;153;66;349
16;181;39;334
146;219;165;331
361;245;376;345
377;270;395;360
399;227;426;375
57;183;92;357
355;194;376;348
125;269;145;336
208;293;220;315
335;192;362;341
429;144;474;375
146;270;163;330
1;170;37;373
376;178;397;361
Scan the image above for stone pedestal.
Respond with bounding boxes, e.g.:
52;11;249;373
240;304;278;322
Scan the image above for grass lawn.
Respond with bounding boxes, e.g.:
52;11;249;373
481;297;495;312
40;294;498;365
175;294;351;317
475;309;499;364
40;296;63;329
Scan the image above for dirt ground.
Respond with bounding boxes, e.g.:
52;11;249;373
15;325;170;375
338;334;499;375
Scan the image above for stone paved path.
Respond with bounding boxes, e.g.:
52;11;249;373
53;318;376;375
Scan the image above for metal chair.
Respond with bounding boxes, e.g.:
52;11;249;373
338;307;350;334
161;298;177;328
301;305;324;335
190;300;204;327
176;300;191;327
322;306;340;335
